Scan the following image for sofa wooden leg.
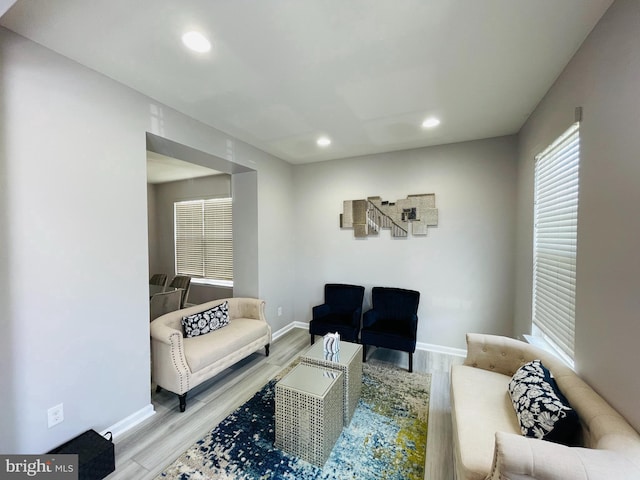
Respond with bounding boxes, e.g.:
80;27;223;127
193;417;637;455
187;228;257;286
179;393;187;412
310;334;315;345
408;352;413;373
362;344;367;363
265;344;270;357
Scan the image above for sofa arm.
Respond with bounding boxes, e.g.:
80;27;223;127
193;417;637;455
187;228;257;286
362;309;379;328
227;297;267;323
350;307;363;327
150;315;183;344
487;432;640;480
313;303;330;319
150;316;191;395
464;333;556;377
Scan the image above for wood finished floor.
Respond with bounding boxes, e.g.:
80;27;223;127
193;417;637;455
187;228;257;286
106;328;463;480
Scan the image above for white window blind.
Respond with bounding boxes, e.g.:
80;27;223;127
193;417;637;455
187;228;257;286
175;198;233;282
532;123;580;359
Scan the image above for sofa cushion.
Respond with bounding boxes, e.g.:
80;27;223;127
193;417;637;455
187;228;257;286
451;364;522;480
182;301;229;338
508;359;580;444
183;318;269;373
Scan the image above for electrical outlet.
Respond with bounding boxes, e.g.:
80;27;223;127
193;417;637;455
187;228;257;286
48;403;64;428
277;306;283;317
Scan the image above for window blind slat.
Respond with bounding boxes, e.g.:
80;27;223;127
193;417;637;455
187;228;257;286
532;123;580;359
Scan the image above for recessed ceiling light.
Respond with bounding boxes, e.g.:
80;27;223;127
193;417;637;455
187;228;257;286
317;136;331;147
182;31;211;53
422;117;441;129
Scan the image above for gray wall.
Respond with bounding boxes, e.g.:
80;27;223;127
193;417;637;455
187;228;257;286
147;184;159;277
148;174;233;303
292;136;518;350
0;26;294;454
514;0;640;431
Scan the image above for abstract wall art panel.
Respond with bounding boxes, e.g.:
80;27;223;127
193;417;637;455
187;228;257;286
341;200;353;228
340;193;438;238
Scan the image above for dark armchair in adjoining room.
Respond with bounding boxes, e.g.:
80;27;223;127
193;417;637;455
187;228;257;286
361;287;420;372
309;283;365;345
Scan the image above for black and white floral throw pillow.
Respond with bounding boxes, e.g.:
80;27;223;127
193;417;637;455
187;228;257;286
182;301;230;338
508;359;580;444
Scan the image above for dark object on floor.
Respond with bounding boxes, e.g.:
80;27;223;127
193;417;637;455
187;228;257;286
49;429;115;480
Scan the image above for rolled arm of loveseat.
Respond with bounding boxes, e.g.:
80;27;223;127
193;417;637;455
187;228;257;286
150;315;183;345
227;297;267;324
487;431;640;480
150;316;191;395
464;333;568;378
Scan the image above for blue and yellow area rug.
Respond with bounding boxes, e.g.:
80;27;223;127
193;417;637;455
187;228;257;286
157;362;431;480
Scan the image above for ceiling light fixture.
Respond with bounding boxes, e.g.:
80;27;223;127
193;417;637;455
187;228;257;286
182;31;211;53
317;136;331;147
422;117;441;129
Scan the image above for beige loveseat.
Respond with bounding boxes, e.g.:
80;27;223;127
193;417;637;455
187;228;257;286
451;333;640;480
150;297;271;412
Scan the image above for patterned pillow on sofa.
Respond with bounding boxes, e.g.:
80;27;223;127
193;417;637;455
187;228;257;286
508;359;580;444
182;301;230;338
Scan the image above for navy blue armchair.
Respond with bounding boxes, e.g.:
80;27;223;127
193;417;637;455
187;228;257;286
361;287;420;372
309;283;365;345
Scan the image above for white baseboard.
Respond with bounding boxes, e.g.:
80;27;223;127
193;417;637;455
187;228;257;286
272;321;307;341
100;404;155;440
416;341;466;357
274;322;466;357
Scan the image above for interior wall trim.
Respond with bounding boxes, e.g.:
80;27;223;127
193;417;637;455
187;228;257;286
278;324;467;357
100;404;155;440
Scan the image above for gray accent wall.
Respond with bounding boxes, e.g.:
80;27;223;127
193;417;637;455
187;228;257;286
292;136;518;349
0;26;294;454
515;0;640;431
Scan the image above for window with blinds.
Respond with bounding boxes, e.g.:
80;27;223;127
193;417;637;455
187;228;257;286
532;123;580;360
174;198;233;284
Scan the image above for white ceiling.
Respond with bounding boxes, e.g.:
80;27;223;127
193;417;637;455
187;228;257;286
1;0;613;164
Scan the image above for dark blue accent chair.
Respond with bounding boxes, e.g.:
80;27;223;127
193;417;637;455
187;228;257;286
309;284;365;345
361;287;420;372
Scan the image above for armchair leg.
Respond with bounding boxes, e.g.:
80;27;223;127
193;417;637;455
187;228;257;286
265;344;270;356
310;334;315;345
156;385;162;393
179;393;187;412
362;344;367;363
408;352;413;373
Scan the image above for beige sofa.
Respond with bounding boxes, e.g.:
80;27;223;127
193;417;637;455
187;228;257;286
451;333;640;480
150;297;271;411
